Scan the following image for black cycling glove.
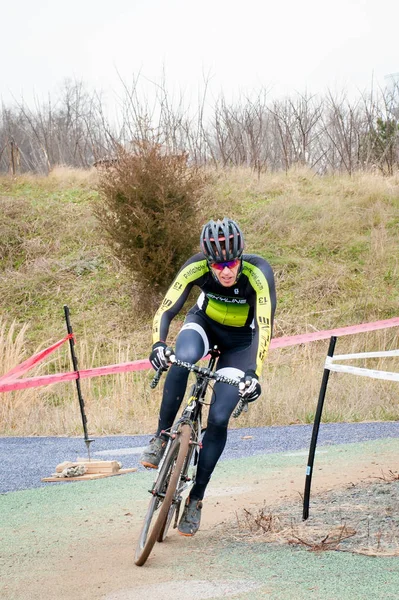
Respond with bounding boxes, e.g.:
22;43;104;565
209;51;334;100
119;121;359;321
149;342;169;371
239;370;261;402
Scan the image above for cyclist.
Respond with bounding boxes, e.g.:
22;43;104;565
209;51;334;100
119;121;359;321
141;218;276;536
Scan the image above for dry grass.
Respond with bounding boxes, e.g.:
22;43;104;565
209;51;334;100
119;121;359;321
374;469;399;482
0;318;74;434
203;166;399;335
47;166;99;187
0;319;29;375
0;320;162;436
1;318;398;436
1;166;399;435
287;524;357;552
234;504;357;551
234;498;399;556
1;165;99;190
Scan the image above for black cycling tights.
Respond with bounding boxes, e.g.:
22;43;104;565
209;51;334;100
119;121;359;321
156;325;242;501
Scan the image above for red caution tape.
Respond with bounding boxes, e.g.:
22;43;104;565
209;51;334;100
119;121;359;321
1;317;398;393
269;317;399;349
0;334;74;384
0;359;151;392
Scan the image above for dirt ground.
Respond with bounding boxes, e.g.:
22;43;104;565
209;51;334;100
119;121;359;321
2;439;399;600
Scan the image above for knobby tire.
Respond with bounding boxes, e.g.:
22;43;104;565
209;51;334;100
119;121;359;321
156;427;197;543
156;497;180;543
134;424;191;566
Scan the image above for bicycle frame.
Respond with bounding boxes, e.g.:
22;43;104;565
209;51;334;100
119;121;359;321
155;347;221;506
135;346;241;565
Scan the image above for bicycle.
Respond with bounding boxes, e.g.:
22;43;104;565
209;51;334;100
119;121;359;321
134;346;248;566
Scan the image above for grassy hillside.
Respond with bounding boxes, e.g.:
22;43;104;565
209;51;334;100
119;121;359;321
1;166;399;435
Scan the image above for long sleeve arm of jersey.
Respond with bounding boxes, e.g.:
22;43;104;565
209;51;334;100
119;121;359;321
152;256;209;344
242;259;276;377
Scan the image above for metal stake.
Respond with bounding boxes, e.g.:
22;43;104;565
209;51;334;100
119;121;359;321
64;305;94;459
302;335;337;520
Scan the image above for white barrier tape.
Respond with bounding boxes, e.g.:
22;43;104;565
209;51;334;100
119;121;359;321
325;358;399;382
331;349;399;361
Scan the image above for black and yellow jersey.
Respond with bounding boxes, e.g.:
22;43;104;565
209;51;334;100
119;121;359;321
152;253;276;377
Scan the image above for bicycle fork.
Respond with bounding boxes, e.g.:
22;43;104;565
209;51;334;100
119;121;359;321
147;427;198;528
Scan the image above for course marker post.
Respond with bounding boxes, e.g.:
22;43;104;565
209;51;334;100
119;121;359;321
64;305;94;459
302;335;337;520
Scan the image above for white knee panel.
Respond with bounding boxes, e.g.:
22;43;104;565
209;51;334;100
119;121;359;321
215;366;244;379
180;322;210;359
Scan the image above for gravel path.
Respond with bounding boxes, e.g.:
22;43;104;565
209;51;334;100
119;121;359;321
1;421;399;494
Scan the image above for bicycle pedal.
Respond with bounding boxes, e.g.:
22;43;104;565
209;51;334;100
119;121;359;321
160;430;174;438
189;440;202;447
150;490;166;499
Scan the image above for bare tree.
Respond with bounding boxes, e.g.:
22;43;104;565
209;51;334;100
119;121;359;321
319;92;364;175
1;77;399;175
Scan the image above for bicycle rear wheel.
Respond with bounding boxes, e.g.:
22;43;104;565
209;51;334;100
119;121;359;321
134;424;191;566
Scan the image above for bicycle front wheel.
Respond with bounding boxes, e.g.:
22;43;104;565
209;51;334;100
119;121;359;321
134;424;191;566
156;424;197;543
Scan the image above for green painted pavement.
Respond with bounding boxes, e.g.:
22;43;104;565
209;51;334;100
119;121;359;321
1;438;399;600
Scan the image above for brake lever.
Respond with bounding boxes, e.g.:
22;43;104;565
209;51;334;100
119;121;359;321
232;398;248;418
150;366;165;389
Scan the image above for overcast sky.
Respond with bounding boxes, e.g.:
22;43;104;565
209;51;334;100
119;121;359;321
2;0;398;110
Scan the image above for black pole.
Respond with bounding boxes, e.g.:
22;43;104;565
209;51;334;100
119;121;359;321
302;335;337;520
64;305;94;459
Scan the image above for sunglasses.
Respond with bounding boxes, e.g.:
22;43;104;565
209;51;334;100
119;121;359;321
209;258;240;271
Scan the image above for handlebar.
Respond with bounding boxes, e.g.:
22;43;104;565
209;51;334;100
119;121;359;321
150;350;248;418
169;354;241;387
